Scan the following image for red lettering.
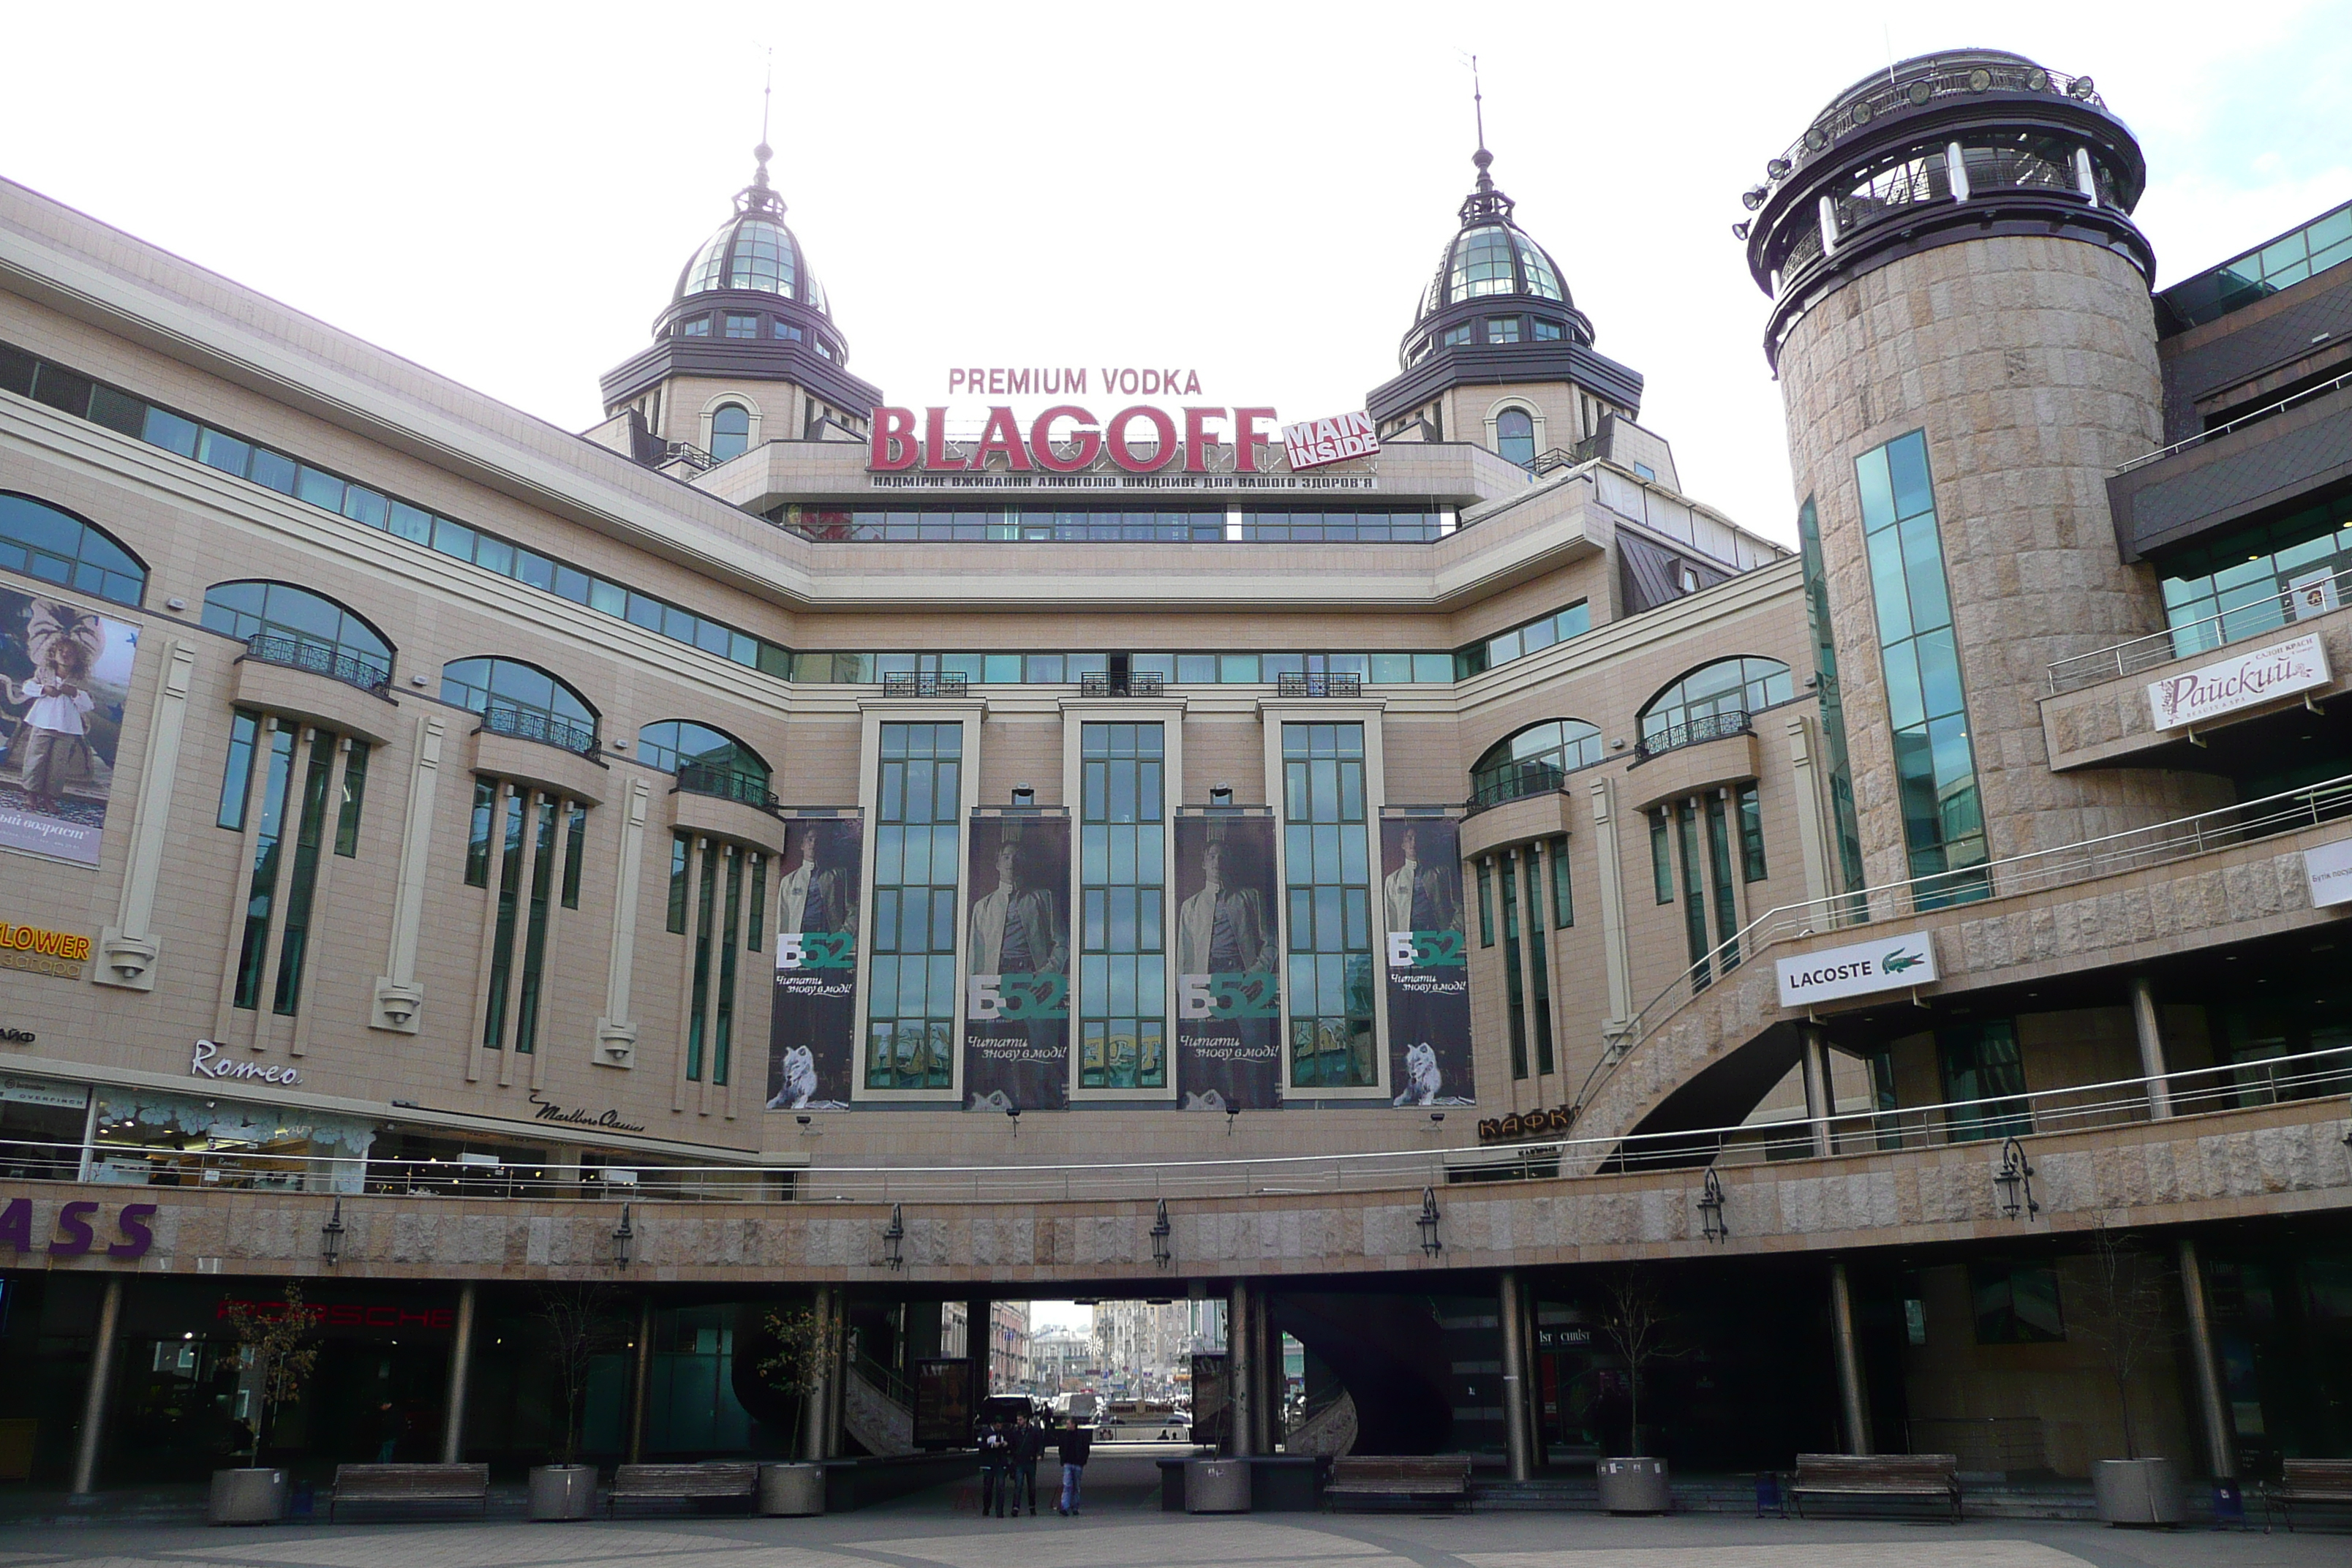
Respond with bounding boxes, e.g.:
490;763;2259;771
971;407;1033;471
1233;407;1276;472
1182;407;1224;474
429;1308;456;1329
366;1306;396;1327
869;407;917;470
1030;407;1101;473
922;407;965;470
1106;406;1177;473
328;1303;363;1326
947;369;965;394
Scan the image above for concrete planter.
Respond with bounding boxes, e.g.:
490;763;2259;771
527;1464;598;1520
208;1468;287;1525
1596;1456;1670;1514
1185;1456;1252;1512
2092;1458;2184;1526
759;1462;827;1516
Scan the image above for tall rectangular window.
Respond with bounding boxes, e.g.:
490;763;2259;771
1857;431;1986;905
464;780;497;888
1703;794;1740;966
1475;859;1495;946
333;741;369;857
269;734;336;1015
1939;1017;2031;1142
481;789;527;1049
1797;497;1866;896
1499;853;1528;1080
747;851;766;951
666;832;690;932
1737;784;1767;882
1520;844;1555;1077
1675;802;1711;989
1548;834;1573;927
561;802;586;909
232;723;297;1010
1650;810;1674;905
712;844;744;1085
513;798;557;1054
1282;723;1373;1089
685;837;720;1080
869;722;962;1089
1079;723;1166;1090
218;709;260;830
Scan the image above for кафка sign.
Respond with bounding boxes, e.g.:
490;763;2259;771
1776;930;1939;1008
2146;633;2332;731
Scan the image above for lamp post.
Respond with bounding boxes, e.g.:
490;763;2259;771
611;1204;636;1269
1994;1137;2039;1221
1697;1168;1727;1243
883;1203;905;1270
1417;1186;1442;1256
320;1197;345;1267
1150;1199;1172;1270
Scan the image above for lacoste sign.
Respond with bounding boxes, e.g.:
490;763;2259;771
1776;930;1938;1007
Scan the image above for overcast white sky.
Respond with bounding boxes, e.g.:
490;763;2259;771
5;1;2347;544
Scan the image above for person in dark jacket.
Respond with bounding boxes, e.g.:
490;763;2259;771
1056;1416;1093;1516
1008;1411;1044;1515
977;1419;1010;1517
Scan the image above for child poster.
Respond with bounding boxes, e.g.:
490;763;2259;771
0;588;136;867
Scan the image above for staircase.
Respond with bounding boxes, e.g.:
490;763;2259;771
843;1357;916;1456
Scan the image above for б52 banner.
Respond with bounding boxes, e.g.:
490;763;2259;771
769;813;861;1110
1382;814;1474;1107
963;812;1071;1110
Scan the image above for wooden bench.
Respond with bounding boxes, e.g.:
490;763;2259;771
608;1460;759;1515
327;1463;490;1520
1787;1454;1961;1521
1324;1455;1472;1510
2266;1458;2352;1532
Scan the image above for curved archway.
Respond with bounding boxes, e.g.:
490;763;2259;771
203;580;393;684
1638;657;1792;750
0;491;147;606
1471;718;1602;806
638;718;770;802
441;657;598;748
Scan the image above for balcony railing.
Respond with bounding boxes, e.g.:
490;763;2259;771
1634;709;1751;760
1469;762;1568;812
676;761;780;813
882;673;970;698
2114;367;2352;477
1275;672;1362;699
1079;671;1166;698
478;704;599;757
1584;769;2352;1115
244;633;389;693
2046;560;2352;694
10;1044;2345;1204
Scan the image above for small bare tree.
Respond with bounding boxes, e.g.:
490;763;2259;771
2082;1216;2176;1460
1596;1268;1681;1457
760;1301;835;1451
222;1281;322;1466
535;1284;625;1465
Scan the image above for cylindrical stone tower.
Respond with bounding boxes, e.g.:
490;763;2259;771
1744;49;2228;894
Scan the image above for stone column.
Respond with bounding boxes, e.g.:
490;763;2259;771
804;1286;841;1461
628;1294;653;1464
597;779;653;1067
530;798;576;1090
1828;1261;1871;1455
67;1275;124;1499
373;713;445;1032
440;1282;477;1463
1226;1281;1255;1457
2130;974;2174;1120
1255;1290;1278;1455
827;1289;848;1460
464;780;519;1083
1801;1024;1835;1157
287;736;354;1058
2176;1237;2236;1480
965;1295;992;1409
1784;713;1835;907
1499;1270;1534;1480
98;638;197;991
1587;777;1633;1039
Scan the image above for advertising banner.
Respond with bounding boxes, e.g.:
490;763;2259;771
1775;930;1937;1007
1189;1352;1230;1451
913;1356;973;1447
0;588;137;867
1172;812;1283;1110
2307;838;2352;908
1380;815;1475;1107
767;814;862;1111
962;812;1071;1111
2146;633;2330;730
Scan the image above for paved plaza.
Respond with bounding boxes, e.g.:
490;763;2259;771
4;1456;2343;1568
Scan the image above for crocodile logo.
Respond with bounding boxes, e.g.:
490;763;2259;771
1882;948;1927;974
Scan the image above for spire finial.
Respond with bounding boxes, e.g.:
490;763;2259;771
1456;53;1510;224
752;49;774;186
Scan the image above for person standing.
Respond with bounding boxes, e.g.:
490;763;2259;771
1056;1414;1092;1516
374;1399;402;1463
1009;1411;1044;1517
978;1417;1009;1517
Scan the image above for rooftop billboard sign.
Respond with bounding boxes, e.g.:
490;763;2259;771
865;403;1380;491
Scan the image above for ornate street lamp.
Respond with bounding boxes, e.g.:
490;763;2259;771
1417;1187;1442;1256
883;1203;906;1270
1994;1137;2039;1221
1698;1168;1727;1243
319;1197;345;1267
1150;1199;1172;1270
611;1203;636;1269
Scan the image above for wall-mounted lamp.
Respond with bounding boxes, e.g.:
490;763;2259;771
1006;1106;1021;1128
883;1203;905;1270
1994;1137;2039;1221
1225;1108;1239;1137
611;1203;636;1269
1698;1167;1727;1244
320;1197;346;1267
1011;786;1035;805
1417;1186;1442;1256
1210;785;1234;806
1150;1199;1172;1270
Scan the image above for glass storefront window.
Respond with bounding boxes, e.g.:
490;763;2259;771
1282;723;1374;1090
89;1091;374;1193
868;723;962;1090
2156;494;2352;659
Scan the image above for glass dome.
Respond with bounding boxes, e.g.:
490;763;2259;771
1406;149;1584;342
672;152;830;318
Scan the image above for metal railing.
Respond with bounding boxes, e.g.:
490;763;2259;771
1757;61;2103;203
1469;762;1569;812
12;1044;2347;1208
883;673;970;698
1634;709;1752;760
676;761;780;813
1275;672;1362;699
244;633;390;693
478;705;600;757
2046;560;2352;694
2114;368;2352;477
1079;671;1166;698
1586;769;2352;1112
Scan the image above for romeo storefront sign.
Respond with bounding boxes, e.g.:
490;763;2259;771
1776;930;1938;1007
2146;633;2332;730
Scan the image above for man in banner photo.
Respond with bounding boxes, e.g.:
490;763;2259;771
965;816;1070;1110
1173;815;1281;1110
0;589;135;868
1382;816;1474;1107
768;816;860;1110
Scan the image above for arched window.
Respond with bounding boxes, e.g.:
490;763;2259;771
1471;719;1602;807
709;403;751;462
1638;657;1793;752
203;580;393;689
1496;407;1536;469
638;719;771;804
0;492;146;606
441;657;598;753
